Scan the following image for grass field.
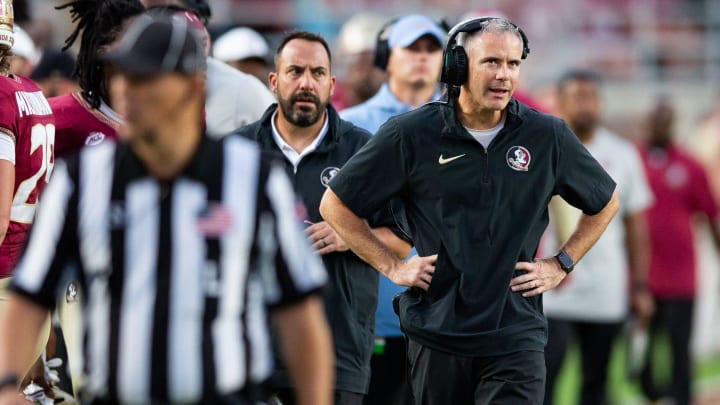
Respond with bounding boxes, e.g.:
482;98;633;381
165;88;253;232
553;333;720;405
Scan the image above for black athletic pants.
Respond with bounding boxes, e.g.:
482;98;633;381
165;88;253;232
407;340;545;405
641;298;694;405
543;318;624;405
365;337;412;405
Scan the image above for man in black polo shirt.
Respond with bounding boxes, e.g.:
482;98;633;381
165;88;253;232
320;17;619;404
234;31;410;405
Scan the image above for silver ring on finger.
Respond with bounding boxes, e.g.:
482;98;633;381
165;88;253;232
321;238;328;247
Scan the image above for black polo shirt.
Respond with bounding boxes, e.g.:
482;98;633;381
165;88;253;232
235;103;406;394
329;98;616;356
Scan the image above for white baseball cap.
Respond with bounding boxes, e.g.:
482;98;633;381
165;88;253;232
337;12;386;54
12;25;36;62
212;27;269;63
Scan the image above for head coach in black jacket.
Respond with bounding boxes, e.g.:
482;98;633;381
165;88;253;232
320;17;621;404
233;31;411;405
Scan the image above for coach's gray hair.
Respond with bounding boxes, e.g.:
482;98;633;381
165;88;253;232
456;18;523;50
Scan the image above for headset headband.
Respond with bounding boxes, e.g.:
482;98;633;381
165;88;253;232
445;17;529;60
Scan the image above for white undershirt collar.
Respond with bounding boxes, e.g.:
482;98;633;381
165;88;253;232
270;108;329;172
465;112;507;150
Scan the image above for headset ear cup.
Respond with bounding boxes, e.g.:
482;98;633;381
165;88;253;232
453;46;468;85
373;38;390;70
441;45;468;86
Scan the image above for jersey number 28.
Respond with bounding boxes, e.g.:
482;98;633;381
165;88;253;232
11;123;56;223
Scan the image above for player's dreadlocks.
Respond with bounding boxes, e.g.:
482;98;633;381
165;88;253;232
56;0;145;109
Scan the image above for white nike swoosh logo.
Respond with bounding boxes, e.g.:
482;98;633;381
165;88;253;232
438;154;466;165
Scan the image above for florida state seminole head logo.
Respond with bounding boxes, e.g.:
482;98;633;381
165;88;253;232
506;146;531;171
320;167;340;187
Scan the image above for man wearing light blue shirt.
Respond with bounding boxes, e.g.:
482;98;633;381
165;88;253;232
339;14;445;405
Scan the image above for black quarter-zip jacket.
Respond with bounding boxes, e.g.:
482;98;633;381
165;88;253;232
330;98;616;356
234;103;407;394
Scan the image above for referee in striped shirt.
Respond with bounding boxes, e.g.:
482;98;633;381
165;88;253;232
0;15;333;405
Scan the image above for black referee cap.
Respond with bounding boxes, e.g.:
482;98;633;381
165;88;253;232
102;14;206;76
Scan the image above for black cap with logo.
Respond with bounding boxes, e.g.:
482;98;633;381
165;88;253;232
102;14;206;76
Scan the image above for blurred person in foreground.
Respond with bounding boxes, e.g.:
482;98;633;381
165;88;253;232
331;12;387;110
236;30;410;405
320;17;619;404
44;2;145;398
0;15;333;405
212;26;271;84
338;13;445;405
0;0;55;398
638;97;720;405
542;70;654;405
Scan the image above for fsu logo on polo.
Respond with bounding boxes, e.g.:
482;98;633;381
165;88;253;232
320;167;340;187
506;146;531;172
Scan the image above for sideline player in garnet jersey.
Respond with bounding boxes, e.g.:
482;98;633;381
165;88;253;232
50;0;145;158
0;4;55;292
0;0;55;387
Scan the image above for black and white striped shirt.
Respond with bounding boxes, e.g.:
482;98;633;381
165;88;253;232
10;135;326;403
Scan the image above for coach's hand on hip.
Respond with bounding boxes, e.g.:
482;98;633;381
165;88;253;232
387;254;437;290
510;258;566;297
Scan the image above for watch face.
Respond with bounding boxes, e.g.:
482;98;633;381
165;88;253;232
556;252;574;271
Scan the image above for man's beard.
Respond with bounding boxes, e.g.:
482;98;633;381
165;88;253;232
278;91;325;127
569;113;598;137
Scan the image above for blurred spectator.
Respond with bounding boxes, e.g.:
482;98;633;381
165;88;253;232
331;12;387;110
212;27;271;84
29;49;78;97
686;97;720;203
543;70;654;405
146;1;275;137
339;14;445;405
638;97;720;405
24;17;53;51
8;26;38;77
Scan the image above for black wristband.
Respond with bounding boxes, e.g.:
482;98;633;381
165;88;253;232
0;373;18;391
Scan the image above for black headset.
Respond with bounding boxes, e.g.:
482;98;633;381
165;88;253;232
440;17;530;87
372;18;396;70
373;18;450;70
